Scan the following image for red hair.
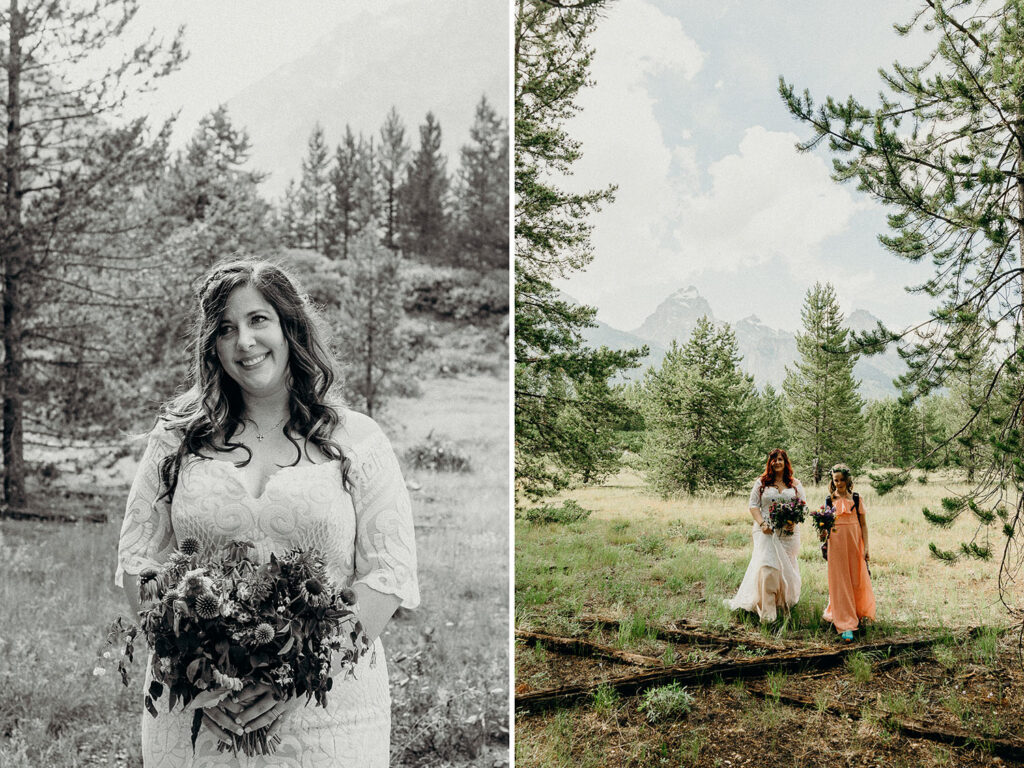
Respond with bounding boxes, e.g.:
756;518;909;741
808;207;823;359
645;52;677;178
758;448;794;489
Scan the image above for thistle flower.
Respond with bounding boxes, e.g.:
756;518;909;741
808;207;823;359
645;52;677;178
162;589;181;608
194;592;221;619
178;537;201;556
253;623;275;645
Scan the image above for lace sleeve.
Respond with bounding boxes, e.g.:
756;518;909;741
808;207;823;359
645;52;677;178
114;425;178;587
795;480;806;503
748;479;763;510
348;420;420;609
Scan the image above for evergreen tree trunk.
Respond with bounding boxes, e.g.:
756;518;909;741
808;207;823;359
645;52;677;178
2;0;26;510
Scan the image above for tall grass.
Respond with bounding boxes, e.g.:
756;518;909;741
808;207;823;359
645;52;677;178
0;373;509;768
516;468;1008;643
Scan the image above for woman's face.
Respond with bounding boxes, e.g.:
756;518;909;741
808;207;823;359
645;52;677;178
771;454;786;474
214;284;290;399
832;471;847;493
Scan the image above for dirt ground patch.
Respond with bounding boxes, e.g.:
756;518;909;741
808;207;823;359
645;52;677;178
514;622;1024;768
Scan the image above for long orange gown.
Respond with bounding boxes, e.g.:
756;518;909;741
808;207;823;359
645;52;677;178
822;495;875;632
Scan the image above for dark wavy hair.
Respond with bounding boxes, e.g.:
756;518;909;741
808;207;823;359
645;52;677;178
758;448;795;489
156;260;349;502
828;464;854;499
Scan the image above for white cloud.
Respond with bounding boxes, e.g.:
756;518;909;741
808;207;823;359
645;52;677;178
556;0;705;326
557;3;875;330
680;126;872;273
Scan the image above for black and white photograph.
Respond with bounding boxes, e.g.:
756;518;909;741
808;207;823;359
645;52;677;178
0;1;510;767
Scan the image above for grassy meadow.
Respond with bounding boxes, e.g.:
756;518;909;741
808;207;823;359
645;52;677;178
515;469;1021;768
0;372;509;768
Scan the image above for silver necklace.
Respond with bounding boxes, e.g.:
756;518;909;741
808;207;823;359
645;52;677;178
248;414;287;442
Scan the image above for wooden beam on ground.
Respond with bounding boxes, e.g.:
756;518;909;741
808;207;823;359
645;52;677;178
515;629;662;667
576;613;786;651
515;633;969;713
744;677;1024;762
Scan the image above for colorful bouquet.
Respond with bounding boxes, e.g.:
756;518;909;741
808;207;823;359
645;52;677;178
766;498;807;536
112;538;369;756
809;505;836;560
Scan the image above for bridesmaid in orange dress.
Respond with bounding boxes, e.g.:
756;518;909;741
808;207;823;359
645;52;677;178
821;464;875;641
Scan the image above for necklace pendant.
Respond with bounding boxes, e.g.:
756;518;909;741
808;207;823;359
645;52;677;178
255;434;265;443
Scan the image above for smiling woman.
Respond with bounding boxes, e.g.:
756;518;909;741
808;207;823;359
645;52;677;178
116;260;418;767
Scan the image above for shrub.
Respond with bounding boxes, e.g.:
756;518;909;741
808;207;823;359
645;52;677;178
638;682;694;723
404;434;472;473
403;265;508;323
522;500;592;524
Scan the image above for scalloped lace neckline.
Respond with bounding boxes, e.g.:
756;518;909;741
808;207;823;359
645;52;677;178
203;457;340;501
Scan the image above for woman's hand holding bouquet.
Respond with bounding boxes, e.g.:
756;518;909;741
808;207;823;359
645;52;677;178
113;538;369;756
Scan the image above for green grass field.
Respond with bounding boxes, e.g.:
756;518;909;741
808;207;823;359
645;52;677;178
515;469;1021;768
0;372;509;768
517;469;1007;639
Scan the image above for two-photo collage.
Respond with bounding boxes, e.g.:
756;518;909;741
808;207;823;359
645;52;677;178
1;1;1022;766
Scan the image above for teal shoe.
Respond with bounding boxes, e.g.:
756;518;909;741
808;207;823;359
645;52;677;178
841;630;854;642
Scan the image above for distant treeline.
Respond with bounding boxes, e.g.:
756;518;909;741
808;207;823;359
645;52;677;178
591;283;1009;496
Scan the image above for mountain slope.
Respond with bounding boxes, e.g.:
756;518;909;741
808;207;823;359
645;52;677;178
225;0;507;197
581;287;904;399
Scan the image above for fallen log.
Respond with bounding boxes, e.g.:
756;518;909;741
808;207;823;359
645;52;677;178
515;633;969;713
516;630;662;667
577;613;785;651
744;677;1024;762
0;507;108;524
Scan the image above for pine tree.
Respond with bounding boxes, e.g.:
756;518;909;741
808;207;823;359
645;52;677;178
864;398;917;468
514;0;644;502
336;231;408;417
297;124;331;252
0;0;183;509
780;1;1024;588
639;319;757;496
400;112;449;263
946;322;997;483
326;127;360;259
750;384;790;461
378;108;409;252
160;106;274;262
454;94;509;269
782;283;865;484
354;134;381;240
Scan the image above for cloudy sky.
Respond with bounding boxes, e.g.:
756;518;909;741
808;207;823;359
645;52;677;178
554;0;939;333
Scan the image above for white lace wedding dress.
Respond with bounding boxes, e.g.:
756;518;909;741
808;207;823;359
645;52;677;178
115;411;419;768
725;479;804;621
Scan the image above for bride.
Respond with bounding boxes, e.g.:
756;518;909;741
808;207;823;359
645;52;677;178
726;448;804;621
116;260;418;766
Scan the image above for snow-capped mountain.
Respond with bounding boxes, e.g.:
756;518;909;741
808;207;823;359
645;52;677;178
629;286;714;349
581;286;904;399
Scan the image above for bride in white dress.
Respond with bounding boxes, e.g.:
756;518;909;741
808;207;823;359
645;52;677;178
116;260;418;767
726;449;804;621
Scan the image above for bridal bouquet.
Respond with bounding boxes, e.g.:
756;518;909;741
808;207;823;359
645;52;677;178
112;538;369;756
810;505;836;560
766;498;807;536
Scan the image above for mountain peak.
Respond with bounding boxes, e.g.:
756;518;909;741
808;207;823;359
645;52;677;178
668;285;702;302
847;309;884;334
